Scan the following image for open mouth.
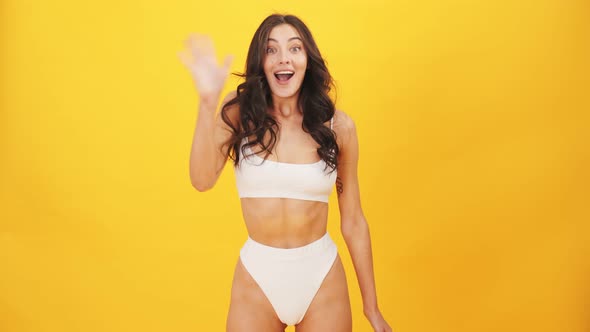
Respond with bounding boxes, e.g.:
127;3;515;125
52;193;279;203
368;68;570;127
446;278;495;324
274;71;294;82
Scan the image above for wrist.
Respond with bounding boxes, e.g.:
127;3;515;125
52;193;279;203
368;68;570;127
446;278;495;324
199;100;219;114
363;304;380;318
199;94;220;110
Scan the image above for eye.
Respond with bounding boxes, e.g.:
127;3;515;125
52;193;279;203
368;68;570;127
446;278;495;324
265;47;276;54
290;46;302;52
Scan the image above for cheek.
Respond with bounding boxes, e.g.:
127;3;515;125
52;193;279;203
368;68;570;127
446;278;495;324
265;54;278;64
295;54;308;69
297;58;308;71
262;57;272;70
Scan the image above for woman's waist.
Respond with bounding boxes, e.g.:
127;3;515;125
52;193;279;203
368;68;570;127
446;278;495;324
243;217;328;249
240;231;336;260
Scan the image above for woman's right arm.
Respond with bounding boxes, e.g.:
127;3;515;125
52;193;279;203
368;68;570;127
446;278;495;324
189;92;238;191
178;34;237;191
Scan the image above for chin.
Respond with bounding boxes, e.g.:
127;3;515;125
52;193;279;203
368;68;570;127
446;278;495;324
271;89;300;99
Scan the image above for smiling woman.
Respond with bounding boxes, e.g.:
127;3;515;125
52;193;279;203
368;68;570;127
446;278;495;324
178;13;392;332
221;14;339;171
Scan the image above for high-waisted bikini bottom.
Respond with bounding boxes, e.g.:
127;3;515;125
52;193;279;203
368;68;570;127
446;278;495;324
239;232;338;326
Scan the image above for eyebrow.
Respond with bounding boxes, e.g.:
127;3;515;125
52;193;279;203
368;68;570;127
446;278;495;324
267;37;302;43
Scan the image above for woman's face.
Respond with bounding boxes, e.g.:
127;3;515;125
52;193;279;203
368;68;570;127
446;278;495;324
263;24;308;100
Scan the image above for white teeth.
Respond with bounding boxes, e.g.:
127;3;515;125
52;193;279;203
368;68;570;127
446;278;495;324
275;71;294;74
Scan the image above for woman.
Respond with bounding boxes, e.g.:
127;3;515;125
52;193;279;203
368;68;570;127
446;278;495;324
179;14;392;332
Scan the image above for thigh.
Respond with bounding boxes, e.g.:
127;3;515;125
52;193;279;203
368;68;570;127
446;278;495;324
226;257;287;332
295;254;352;332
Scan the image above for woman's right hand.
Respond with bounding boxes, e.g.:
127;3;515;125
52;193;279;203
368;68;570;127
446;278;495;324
178;34;233;107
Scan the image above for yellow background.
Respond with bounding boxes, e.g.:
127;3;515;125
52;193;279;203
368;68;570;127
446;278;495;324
1;0;588;331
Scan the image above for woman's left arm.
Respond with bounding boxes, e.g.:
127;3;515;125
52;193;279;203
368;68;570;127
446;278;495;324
335;111;392;332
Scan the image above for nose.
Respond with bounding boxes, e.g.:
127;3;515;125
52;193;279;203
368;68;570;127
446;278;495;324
278;50;291;64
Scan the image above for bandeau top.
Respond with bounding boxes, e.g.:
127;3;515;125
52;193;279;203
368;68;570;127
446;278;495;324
234;117;337;203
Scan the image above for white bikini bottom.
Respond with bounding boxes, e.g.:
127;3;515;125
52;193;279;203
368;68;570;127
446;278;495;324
239;232;338;326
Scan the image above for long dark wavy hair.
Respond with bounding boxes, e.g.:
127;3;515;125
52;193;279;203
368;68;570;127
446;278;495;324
221;14;338;173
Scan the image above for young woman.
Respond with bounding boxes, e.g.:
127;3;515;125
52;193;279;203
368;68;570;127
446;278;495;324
179;14;392;332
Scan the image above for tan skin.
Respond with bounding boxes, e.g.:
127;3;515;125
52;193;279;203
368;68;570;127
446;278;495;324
179;24;392;332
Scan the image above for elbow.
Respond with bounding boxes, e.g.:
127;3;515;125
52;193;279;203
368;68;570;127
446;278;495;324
341;216;368;241
189;164;218;192
191;180;213;192
341;224;356;242
190;173;215;192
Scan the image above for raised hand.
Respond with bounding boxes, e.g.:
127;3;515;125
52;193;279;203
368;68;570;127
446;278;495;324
178;33;233;106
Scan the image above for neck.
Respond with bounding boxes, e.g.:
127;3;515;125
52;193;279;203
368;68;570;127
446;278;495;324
270;92;301;118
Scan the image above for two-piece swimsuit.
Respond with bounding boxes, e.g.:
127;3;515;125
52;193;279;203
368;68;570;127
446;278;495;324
233;116;338;326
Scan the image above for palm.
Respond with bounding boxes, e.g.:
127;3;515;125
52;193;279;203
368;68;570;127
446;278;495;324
178;33;233;99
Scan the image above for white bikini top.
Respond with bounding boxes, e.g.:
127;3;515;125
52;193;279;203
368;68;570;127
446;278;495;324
234;117;337;203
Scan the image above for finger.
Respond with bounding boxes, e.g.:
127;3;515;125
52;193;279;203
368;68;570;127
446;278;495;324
177;49;193;67
184;33;198;53
190;34;215;59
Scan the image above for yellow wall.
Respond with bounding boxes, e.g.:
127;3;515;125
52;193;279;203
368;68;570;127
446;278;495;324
1;0;588;331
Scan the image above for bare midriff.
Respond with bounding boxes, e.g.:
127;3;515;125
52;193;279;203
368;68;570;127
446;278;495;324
240;197;329;249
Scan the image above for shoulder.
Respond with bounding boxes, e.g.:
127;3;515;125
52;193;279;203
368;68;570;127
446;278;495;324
333;109;357;147
333;109;355;130
221;90;238;108
218;90;240;129
220;90;239;116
